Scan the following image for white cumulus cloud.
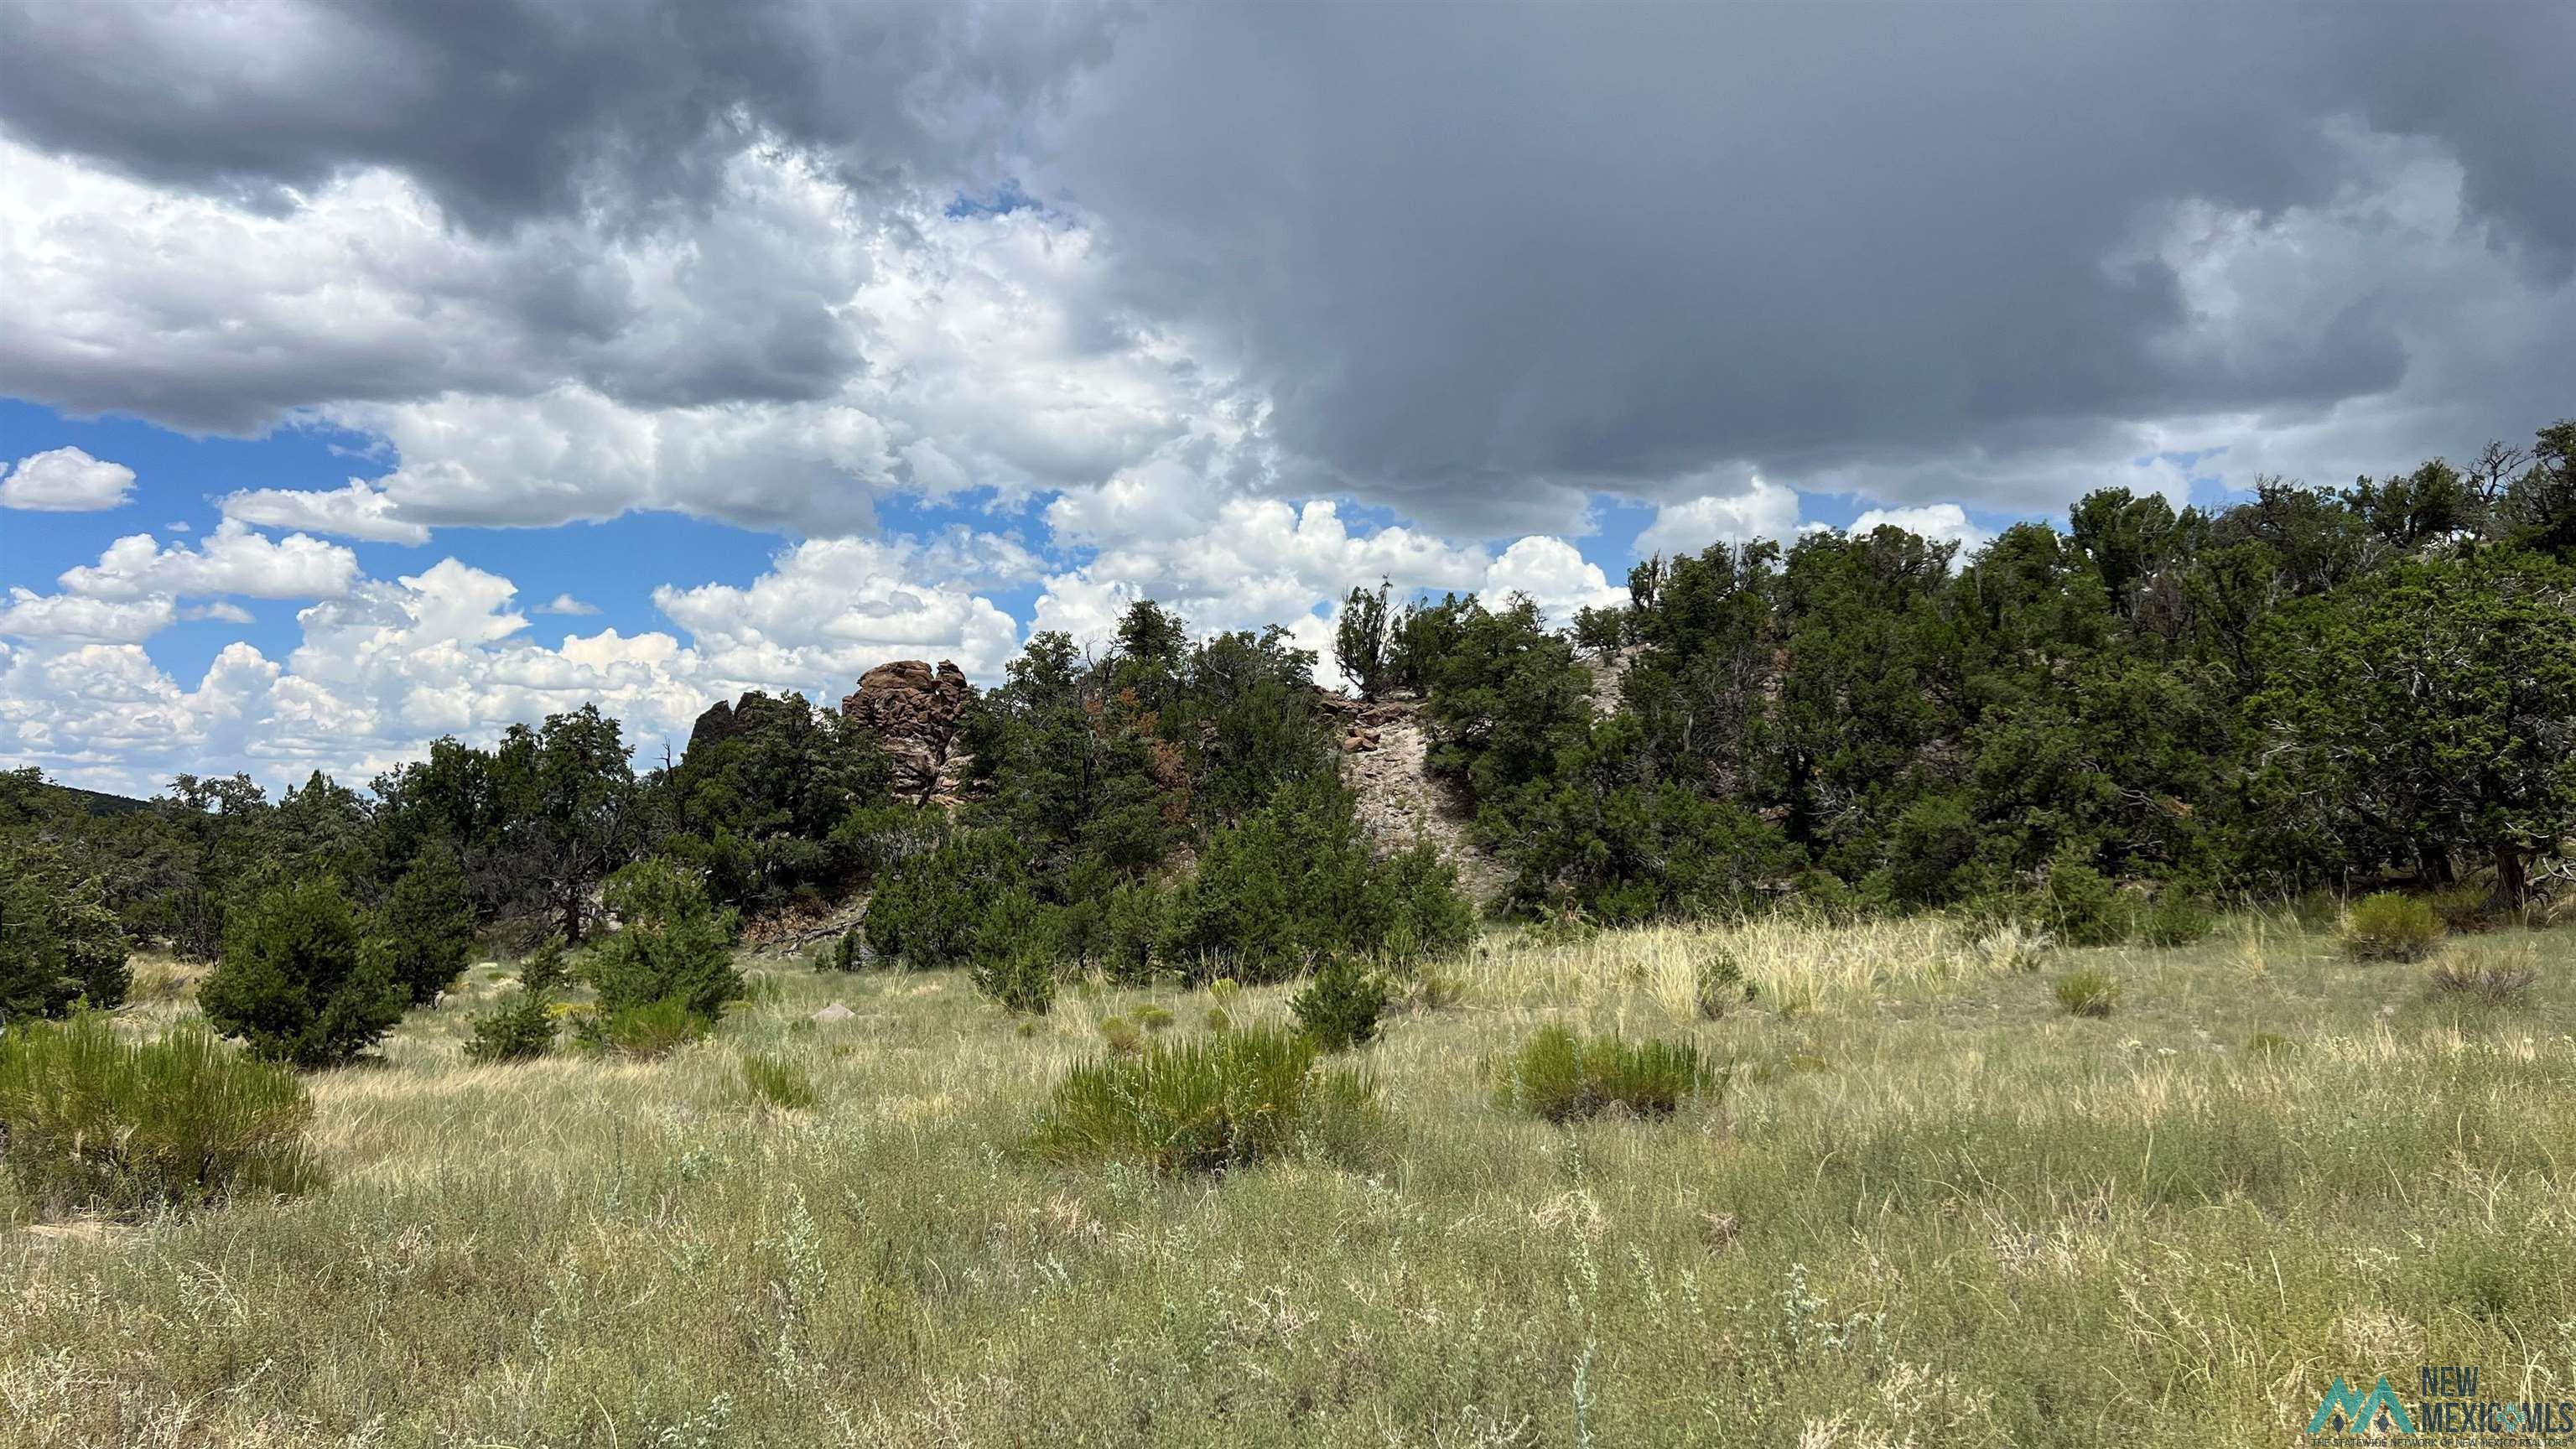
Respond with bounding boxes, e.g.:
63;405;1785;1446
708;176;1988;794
0;445;134;511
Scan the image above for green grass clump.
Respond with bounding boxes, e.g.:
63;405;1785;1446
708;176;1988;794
2344;891;2444;962
2052;965;2120;1018
0;1013;321;1215
1133;1005;1175;1032
1496;1026;1715;1122
740;1051;819;1110
1031;1026;1379;1174
575;996;708;1058
2428;949;2540;1005
1693;948;1755;1017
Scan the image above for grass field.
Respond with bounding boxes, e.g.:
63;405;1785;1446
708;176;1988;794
8;912;2576;1446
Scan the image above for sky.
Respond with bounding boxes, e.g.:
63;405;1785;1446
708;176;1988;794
2;0;2571;797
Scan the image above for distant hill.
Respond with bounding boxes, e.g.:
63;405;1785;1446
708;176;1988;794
35;781;153;818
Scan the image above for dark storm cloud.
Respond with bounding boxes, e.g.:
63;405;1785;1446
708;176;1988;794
0;0;2568;522
0;0;1129;228
1031;2;2576;523
0;0;1132;428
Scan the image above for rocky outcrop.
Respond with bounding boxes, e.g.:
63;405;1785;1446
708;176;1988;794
842;660;973;806
1319;693;1511;906
685;697;745;755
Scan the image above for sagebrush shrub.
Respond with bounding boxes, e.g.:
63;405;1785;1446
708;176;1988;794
740;1050;818;1109
1099;1015;1145;1055
1496;1026;1715;1122
200;876;408;1069
1031;1026;1379;1174
1291;955;1391;1052
1135;1005;1176;1032
464;989;557;1064
0;1013;321;1214
2052;965;2119;1017
2343;891;2444;963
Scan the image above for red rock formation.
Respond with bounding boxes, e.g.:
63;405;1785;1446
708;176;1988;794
842;660;973;806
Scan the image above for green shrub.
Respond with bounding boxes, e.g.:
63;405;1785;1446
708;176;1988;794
815;928;865;973
2137;890;2215;948
516;936;574;994
1204;1005;1233;1032
1165;778;1475;984
371;844;476;1005
200;876;408;1069
2427;884;2500;935
1031;1026;1380;1174
1098;1015;1144;1055
958;886;1059;1015
1496;1026;1715;1123
862;829;1027;969
1694;949;1755;1018
2289;889;2344;933
583;860;745;1022
1098;880;1170;984
1291;955;1391;1052
974;940;1058;1015
0;1013;321;1214
2244;1031;2293;1058
2344;891;2444;963
1135;1005;1176;1033
2052;965;2119;1018
740;1050;818;1109
2038;856;2133;947
0;843;131;1021
2428;950;2540;1005
463;989;557;1064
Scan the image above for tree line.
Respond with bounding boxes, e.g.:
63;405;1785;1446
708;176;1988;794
4;416;2573;1054
1333;419;2576;937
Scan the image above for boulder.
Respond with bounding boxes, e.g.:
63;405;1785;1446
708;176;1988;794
811;1001;857;1026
